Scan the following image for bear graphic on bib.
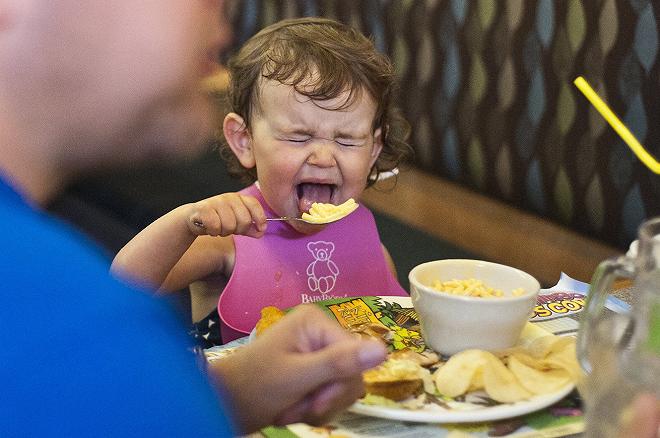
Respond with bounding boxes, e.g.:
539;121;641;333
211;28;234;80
306;241;339;294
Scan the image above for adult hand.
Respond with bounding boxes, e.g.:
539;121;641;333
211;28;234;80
208;305;387;433
619;393;660;438
185;193;266;238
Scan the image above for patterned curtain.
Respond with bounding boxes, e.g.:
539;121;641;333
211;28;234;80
224;0;660;249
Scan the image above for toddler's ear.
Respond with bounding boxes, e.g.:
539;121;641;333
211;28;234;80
369;127;384;168
223;112;255;168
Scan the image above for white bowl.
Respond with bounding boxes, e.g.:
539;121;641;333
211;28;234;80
409;259;540;356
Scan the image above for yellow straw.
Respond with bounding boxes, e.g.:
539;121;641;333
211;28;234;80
573;76;660;174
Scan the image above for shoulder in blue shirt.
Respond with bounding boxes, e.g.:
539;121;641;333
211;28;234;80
0;177;235;437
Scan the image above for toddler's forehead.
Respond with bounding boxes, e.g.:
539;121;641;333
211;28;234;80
256;77;373;113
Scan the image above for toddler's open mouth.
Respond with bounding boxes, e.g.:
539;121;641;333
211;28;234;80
297;183;336;214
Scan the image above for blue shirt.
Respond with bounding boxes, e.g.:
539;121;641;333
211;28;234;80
0;176;236;437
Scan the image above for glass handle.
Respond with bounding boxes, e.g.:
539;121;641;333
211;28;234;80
577;258;634;374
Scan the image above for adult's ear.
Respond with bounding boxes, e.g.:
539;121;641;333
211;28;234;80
223;112;255;169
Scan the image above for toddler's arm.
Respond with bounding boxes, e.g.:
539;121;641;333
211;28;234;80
111;193;266;291
381;244;398;278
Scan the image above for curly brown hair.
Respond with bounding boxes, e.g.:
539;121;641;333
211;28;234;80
220;17;411;186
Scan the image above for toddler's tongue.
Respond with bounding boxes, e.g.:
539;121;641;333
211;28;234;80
298;183;333;214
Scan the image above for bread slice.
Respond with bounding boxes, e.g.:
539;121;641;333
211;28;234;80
364;377;423;401
363;359;424;401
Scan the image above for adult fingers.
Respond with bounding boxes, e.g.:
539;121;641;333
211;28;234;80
272;396;312;427
288;338;385;395
289;305;362;352
272;305;387;373
306;379;365;424
274;379;364;427
619;393;660;438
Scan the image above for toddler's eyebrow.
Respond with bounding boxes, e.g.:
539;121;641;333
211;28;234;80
275;126;371;140
335;131;368;139
287;129;313;135
278;128;367;139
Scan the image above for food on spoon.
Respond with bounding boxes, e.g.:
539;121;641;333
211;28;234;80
301;198;358;224
431;278;525;298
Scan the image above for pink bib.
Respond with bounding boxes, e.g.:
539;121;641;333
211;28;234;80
218;184;407;342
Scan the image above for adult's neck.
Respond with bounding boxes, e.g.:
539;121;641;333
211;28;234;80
0;120;68;207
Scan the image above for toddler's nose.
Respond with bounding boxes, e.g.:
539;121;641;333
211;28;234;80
307;139;337;167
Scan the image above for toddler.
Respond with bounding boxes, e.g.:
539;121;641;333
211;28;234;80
112;17;412;343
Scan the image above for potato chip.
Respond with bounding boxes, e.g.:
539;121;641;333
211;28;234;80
545;342;581;381
467;367;484;392
432;336;579;403
517;322;554;348
482;352;531;403
434;350;487;397
527;335;573;359
507;351;549;371
508;355;571;395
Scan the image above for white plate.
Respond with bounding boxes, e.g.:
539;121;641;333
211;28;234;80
208;295;577;424
349;384;574;423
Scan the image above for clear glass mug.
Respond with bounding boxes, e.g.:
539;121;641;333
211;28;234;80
577;217;660;437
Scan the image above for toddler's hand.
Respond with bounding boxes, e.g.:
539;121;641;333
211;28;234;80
185;193;266;238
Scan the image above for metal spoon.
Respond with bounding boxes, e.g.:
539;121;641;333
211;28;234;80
192;216;340;229
266;216;342;224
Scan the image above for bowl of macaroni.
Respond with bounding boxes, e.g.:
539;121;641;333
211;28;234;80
409;259;541;355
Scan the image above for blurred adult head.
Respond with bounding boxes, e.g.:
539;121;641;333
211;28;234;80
0;0;230;203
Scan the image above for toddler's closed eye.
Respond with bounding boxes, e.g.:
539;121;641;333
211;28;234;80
336;140;363;147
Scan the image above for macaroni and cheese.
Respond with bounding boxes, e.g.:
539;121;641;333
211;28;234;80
431;278;525;298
